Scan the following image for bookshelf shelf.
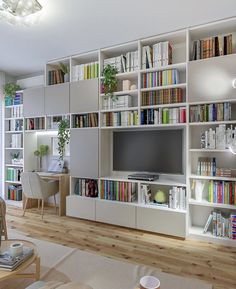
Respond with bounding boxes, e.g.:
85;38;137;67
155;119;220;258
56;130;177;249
141;83;187;92
140;103;187;109
140;62;186;73
100;106;139;113
189;120;236;126
5;181;21;185
189;226;236;246
190;175;236;181
100;89;138;97
137;203;187;214
5;147;23;150
189;199;236;210
100;71;138;80
189;148;231;153
5;164;23;168
5;131;23;134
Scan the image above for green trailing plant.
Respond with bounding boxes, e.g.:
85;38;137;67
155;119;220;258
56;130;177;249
34;145;49;171
102;64;118;100
3;83;21;99
58;62;69;75
58;119;70;161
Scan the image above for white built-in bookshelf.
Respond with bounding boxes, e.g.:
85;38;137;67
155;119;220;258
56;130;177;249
4;92;24;207
6;16;236;245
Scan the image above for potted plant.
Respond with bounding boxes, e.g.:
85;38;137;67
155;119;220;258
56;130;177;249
58;62;69;83
58;119;70;171
102;64;118;106
34;145;49;171
3;83;21;106
11;152;20;165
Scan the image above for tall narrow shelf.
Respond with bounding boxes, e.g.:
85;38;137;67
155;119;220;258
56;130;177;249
4;93;24;206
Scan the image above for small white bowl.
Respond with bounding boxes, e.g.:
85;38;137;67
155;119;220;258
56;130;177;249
140;276;160;289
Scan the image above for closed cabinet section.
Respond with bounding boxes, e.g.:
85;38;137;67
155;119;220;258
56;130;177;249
70;79;99;113
96;200;136;228
136;206;186;238
70;128;99;178
66;195;96;220
45;83;70;115
23;86;45;117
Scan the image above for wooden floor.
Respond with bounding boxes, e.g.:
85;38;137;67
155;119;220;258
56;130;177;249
6;205;236;289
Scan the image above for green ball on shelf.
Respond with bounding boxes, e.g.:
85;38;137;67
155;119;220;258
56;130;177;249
154;190;167;204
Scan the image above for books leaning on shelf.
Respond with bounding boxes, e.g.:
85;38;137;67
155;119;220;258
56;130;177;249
102;94;132;110
103;50;138;73
200;125;236;150
74;179;98;198
203;210;236;240
189;102;231;123
0;246;33;271
102;110;138;127
6;168;22;182
141;88;183;106
142;69;179;88
7;185;22;201
73;113;98;128
192;33;232;60
141;107;186;125
72;61;99;81
100;180;137;202
142;41;172;69
208;180;236;205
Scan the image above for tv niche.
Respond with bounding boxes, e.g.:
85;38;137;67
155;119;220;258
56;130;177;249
113;129;183;176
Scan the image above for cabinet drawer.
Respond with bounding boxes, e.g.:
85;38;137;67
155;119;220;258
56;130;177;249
66;195;96;220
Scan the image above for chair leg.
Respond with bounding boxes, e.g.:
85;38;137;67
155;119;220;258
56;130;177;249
2;216;8;240
53;195;57;213
38;199;40;210
23;198;28;217
41;199;44;220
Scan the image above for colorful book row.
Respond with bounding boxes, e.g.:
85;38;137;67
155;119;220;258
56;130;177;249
6;168;22;182
142;69;179;88
208;180;236;205
189;102;231;123
192;34;232;60
141;107;186;125
74;179;98;198
11;134;22;148
197;157;216;176
72;61;99;81
141;88;183;106
9;105;23;118
48;69;66;85
102;111;138;127
25;118;45;130
100;180;137;202
73;113;98;128
7;185;22;201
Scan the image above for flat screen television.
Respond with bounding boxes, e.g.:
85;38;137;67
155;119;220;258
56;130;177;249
113;129;183;174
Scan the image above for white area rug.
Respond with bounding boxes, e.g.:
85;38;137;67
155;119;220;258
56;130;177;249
0;230;212;289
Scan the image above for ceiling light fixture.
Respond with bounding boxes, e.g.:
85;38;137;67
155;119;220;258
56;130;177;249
0;0;42;25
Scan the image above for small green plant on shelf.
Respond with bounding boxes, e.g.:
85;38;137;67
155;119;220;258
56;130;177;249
3;83;21;105
34;145;49;171
102;64;118;101
11;151;22;165
58;119;70;162
58;62;69;82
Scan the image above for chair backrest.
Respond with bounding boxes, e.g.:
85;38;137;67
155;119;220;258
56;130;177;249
21;172;43;199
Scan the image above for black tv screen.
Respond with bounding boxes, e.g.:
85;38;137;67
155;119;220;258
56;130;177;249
113;130;183;174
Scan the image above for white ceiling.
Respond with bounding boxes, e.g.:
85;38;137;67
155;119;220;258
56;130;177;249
0;0;236;77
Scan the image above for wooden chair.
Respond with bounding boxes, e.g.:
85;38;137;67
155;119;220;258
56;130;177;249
0;197;8;240
21;172;59;219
